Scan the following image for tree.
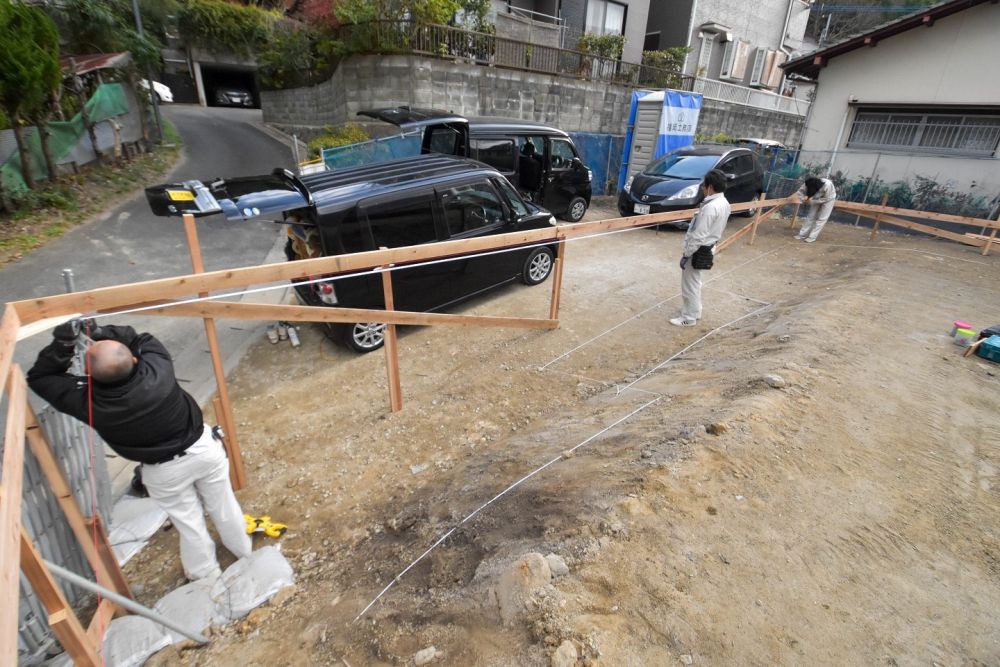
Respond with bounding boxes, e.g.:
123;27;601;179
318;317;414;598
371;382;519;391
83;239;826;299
25;7;62;181
808;1;938;46
0;1;61;189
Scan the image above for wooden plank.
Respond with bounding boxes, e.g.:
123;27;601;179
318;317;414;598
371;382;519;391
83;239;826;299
983;227;997;257
183;214;246;491
15;313;82;343
8;197;796;325
963;337;985;358
548;238;566;322
870;194;889;241
835;201;1000;230
20;529;101;667
748;192;767;246
865;213;987;248
380;262;402;413
24;405;132;599
790;202;800;228
0;367;27;667
716;220;755;254
0;305;19;399
86;598;117;647
141;301;561;330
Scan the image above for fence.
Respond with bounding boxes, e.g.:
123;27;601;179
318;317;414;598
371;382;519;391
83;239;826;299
17;407;112;665
692;77;809;117
334;21;691;89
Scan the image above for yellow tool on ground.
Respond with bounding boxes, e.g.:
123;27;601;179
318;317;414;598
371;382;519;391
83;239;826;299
244;514;288;538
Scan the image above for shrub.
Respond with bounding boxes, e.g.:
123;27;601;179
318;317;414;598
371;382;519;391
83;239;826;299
176;0;278;57
307;123;370;158
577;33;626;60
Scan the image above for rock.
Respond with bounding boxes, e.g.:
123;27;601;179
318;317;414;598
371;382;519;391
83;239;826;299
762;374;786;389
410;463;429;475
492;553;552;625
551;640;578;667
706;422;729;436
545;554;570;577
680;654;694;665
777;335;791;343
561;450;575;459
679;424;707;440
414;646;442;665
640;449;654;459
270;585;296;607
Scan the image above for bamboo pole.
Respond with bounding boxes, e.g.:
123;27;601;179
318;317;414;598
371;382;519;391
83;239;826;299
19;530;101;667
0;367;27;666
181;213;246;490
379;252;402;413
548;238;566;322
748;193;768;246
870;194;889;241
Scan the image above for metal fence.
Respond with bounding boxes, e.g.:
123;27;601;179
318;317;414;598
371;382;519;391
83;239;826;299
692;77;809;117
335;21;692;89
16;406;112;665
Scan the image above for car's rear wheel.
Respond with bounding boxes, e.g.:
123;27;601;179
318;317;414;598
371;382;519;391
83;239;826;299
740;193;761;217
342;322;386;353
521;247;554;285
562;196;588;222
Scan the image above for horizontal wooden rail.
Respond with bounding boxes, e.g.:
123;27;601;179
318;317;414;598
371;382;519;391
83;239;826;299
835;201;1000;231
9;198;795;326
141;301;560;330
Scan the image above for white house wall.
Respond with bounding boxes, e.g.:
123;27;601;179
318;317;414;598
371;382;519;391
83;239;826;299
801;2;1000;189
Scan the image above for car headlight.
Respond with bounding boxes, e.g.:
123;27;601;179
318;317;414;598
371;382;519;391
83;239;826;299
623;175;634;193
667;184;699;200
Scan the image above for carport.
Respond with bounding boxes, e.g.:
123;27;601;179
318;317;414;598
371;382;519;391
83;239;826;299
190;53;259;108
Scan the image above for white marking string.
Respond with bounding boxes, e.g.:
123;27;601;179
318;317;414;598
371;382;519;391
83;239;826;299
352;395;662;622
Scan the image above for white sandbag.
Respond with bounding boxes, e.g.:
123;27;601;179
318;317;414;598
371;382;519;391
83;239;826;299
211;546;294;622
152;577;216;644
102;616;171;667
108;496;168;565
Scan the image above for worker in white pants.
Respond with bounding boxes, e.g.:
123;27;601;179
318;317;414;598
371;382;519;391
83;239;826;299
142;427;251;580
795;176;837;243
680;261;704;321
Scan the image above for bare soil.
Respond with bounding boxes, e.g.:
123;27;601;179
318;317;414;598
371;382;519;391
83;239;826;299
131;198;1000;667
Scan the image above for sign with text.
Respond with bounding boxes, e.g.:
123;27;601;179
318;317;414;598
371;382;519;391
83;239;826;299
655;90;703;158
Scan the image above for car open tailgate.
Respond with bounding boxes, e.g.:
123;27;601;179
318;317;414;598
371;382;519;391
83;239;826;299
145;169;311;221
357;106;468;130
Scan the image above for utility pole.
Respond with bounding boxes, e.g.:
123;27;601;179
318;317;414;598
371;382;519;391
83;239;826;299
131;0;163;143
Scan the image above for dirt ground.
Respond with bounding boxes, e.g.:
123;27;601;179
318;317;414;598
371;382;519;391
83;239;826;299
130;197;1000;666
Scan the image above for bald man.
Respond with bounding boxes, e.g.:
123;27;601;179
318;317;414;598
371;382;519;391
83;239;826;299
28;322;251;582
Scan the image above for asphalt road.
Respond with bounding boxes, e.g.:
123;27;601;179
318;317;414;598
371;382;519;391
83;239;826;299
4;104;296;432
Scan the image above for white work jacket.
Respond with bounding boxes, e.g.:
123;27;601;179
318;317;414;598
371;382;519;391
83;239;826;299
683;192;731;258
797;178;837;204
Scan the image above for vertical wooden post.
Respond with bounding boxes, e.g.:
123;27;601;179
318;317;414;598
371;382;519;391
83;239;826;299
548;238;566;322
181;213;246;490
24;405;132;601
379;257;403;413
870;194;889;241
790;202;801;228
20;529;102;667
0;305;19;398
982;227;997;257
0;367;27;667
748;192;767;245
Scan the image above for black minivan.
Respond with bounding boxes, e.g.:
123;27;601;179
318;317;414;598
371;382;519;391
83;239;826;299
146;154;560;352
357;107;593;222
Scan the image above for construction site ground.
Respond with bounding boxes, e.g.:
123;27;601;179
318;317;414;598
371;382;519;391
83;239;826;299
129;199;1000;666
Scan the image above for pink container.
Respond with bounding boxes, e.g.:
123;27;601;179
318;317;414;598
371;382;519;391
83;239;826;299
951;320;972;336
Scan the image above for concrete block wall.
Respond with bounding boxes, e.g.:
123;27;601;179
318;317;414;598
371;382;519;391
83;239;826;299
700;98;803;146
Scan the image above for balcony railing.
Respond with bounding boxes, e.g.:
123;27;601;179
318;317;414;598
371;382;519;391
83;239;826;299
335;21;692;89
692;77;810;116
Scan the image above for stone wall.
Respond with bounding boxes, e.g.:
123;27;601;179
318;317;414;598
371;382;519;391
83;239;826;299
700;98;803;146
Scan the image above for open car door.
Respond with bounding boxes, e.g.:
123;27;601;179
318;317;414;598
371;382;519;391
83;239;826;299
145;169;311;222
357;106;470;158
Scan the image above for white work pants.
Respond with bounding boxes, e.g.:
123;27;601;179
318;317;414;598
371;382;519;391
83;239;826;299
142;427;251;580
799;200;835;241
680;262;703;321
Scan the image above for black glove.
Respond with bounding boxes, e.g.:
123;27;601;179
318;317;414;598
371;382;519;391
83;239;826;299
79;318;106;340
679;256;689;270
53;319;81;345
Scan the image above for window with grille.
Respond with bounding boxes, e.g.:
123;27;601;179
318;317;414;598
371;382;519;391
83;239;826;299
847;110;1000;155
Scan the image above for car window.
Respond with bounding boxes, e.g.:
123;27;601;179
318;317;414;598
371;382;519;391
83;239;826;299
495;178;529;217
735;155;756;174
643;154;719;178
518;136;545;155
472;139;515;173
717;158;736;175
330;208;371;254
441;182;508;236
365;195;439;248
427;126;462;155
550;139;576;170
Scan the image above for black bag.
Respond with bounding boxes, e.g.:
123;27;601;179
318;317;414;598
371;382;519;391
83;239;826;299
691;244;715;270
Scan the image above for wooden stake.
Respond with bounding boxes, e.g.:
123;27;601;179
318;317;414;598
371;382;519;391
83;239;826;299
548;238;566;322
983;227;997;257
870;194;889;241
0;305;19;398
379;255;402;413
20;529;101;667
748;192;768;246
0;367;26;667
181;213;246;490
790;201;801;228
24;405;132;601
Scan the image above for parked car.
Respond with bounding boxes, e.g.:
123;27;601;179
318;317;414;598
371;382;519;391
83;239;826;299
214;87;254;107
357;108;593;222
139;79;173;103
617;145;764;228
736;137;786;151
145;155;560;353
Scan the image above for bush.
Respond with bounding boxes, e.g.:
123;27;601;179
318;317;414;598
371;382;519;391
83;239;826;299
259;21;342;90
307;123;370;158
176;0;278;56
577;33;625;59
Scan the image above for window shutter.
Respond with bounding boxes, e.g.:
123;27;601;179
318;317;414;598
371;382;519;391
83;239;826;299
697;33;715;76
749;47;767;85
767;51;787;88
719;40;736;78
731;41;750;79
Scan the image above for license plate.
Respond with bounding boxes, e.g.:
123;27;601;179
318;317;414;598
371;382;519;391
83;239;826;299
634;203;650;215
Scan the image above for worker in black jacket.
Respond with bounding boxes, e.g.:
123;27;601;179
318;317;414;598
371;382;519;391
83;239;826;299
28;321;251;582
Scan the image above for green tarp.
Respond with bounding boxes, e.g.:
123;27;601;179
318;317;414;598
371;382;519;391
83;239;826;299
1;82;132;191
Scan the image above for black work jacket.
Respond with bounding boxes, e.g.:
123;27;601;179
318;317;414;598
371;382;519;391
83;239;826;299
27;325;203;464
